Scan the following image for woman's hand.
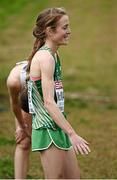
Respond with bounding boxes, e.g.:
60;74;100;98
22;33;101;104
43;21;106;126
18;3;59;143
69;133;91;155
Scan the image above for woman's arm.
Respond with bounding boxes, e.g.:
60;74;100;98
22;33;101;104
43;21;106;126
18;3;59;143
38;53;90;154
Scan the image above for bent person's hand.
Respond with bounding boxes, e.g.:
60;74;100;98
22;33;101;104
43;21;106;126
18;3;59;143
69;133;91;155
15;127;28;144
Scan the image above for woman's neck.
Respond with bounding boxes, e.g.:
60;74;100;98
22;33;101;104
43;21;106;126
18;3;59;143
44;40;59;54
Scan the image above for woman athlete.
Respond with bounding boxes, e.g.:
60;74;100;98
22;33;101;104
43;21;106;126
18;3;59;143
27;7;90;179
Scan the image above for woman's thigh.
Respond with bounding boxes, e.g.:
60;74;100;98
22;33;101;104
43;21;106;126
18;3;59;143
40;144;80;179
64;147;80;179
40;144;67;179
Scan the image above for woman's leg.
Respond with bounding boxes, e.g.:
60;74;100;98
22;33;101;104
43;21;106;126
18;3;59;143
14;112;32;179
64;147;80;179
14;144;30;179
40;144;67;179
40;144;80;179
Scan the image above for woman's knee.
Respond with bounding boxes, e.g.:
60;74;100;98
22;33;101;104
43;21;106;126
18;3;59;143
17;137;31;150
45;168;65;179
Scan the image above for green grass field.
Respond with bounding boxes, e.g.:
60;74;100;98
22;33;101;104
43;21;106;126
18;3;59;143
0;0;117;178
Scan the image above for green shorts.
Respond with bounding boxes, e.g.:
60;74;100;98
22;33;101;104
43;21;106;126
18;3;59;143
32;127;72;151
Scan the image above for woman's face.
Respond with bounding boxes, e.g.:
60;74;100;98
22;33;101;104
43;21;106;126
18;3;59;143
51;15;71;46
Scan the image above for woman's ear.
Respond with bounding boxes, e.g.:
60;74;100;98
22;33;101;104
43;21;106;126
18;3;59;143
46;27;53;37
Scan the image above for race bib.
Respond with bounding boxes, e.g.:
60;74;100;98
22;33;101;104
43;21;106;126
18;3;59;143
55;80;64;112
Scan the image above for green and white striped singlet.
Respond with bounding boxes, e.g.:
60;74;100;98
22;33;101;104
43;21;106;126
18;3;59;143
28;45;66;130
28;45;72;151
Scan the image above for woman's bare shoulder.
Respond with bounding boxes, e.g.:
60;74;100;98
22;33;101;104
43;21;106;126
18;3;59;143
33;50;55;65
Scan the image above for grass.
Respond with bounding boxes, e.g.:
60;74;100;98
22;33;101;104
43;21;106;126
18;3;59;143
0;157;14;179
0;0;117;178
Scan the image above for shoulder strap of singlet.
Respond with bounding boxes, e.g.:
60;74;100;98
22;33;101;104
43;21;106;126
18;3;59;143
39;45;57;63
19;62;28;87
16;60;28;66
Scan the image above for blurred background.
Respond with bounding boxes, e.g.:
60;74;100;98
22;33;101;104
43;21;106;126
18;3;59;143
0;0;117;178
